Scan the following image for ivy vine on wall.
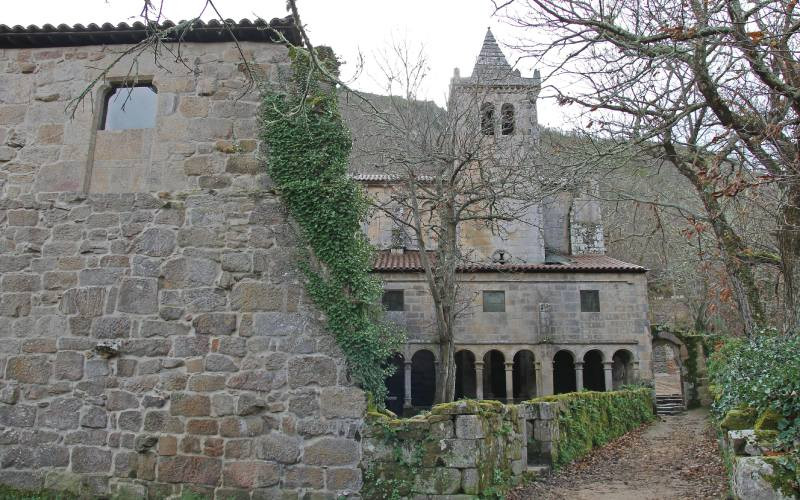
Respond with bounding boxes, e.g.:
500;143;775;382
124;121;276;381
259;46;404;403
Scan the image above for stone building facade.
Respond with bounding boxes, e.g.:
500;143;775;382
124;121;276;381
356;30;653;415
0;19;366;498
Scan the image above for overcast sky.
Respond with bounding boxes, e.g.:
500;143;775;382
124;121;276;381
4;0;569;128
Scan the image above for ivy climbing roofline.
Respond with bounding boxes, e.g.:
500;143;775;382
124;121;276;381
259;46;404;404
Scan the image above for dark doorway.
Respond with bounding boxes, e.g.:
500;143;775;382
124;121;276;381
513;350;537;400
612;349;634;390
483;350;506;400
455;350;477;400
384;354;405;416
583;350;605;391
553;350;576;394
411;350;436;407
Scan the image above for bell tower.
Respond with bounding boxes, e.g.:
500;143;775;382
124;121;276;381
450;28;541;140
449;28;546;263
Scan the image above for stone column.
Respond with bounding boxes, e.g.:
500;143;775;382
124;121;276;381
541;359;554;396
403;361;412;408
504;362;514;403
534;361;543;397
603;361;614;391
574;361;584;391
475;361;485;400
633;361;640;383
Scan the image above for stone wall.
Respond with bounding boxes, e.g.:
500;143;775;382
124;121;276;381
361;399;526;498
719;410;798;499
0;41;367;498
362;389;655;499
0;191;365;498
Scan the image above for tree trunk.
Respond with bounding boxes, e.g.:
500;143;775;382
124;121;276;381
778;185;800;332
665;144;765;336
437;331;456;404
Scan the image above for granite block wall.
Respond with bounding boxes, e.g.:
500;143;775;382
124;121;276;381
0;41;367;498
0;191;366;498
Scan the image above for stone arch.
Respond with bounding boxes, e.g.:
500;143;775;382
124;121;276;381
652;337;683;397
411;349;436;407
513;349;537;400
612;349;635;390
480;102;495;135
482;350;506;400
582;349;605;392
384;353;405;416
501;103;515;135
455;350;477;400
553;350;576;394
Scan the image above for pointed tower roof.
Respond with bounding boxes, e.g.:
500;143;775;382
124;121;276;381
472;28;512;78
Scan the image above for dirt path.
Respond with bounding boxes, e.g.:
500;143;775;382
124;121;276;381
509;409;729;500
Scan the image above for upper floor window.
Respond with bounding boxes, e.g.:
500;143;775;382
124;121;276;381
383;290;405;311
483;290;505;312
101;84;157;131
501;103;515;135
480;103;495;135
580;290;600;312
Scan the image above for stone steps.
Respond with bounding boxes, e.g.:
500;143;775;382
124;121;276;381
526;464;551;477
655;394;685;415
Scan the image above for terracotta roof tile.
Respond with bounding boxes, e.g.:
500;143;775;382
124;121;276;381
373;250;646;273
0;17;299;48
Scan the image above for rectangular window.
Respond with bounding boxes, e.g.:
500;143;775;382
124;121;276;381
483;290;505;312
382;290;404;311
101;84;157;130
580;290;600;312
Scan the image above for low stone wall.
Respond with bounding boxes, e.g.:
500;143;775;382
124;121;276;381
361;400;526;498
0;190;365;498
527;388;655;467
719;410;799;499
361;389;655;498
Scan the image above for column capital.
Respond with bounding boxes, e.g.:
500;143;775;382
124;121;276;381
602;361;614;369
504;361;514;370
475;361;485;369
574;361;585;369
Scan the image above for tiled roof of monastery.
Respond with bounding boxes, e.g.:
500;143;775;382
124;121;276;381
373;250;646;273
0;17;300;48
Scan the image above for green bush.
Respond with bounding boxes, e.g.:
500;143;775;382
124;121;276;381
530;388;655;466
707;331;800;446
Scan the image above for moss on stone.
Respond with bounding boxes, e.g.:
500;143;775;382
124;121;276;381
754;430;779;442
754;409;782;431
720;408;758;431
761;454;800;498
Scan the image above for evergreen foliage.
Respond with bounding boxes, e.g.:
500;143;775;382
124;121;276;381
708;331;800;446
259;47;404;404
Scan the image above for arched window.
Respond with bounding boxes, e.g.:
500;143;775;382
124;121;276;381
501;103;515;135
480;103;495;135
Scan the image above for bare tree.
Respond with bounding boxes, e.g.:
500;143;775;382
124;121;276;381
344;42;579;402
496;0;799;335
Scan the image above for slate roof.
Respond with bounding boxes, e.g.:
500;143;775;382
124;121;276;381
473;28;513;78
373;250;646;273
0;17;300;48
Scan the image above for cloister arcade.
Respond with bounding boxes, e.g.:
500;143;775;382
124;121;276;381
385;345;639;414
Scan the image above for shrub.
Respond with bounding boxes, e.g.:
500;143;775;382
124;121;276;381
707;331;800;446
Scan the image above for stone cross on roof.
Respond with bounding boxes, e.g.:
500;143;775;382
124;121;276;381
472;27;513;78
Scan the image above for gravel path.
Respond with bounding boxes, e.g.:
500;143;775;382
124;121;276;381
509;409;729;500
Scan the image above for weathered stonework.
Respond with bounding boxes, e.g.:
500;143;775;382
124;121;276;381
0;37;366;498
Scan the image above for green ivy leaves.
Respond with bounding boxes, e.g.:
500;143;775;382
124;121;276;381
260;48;404;405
